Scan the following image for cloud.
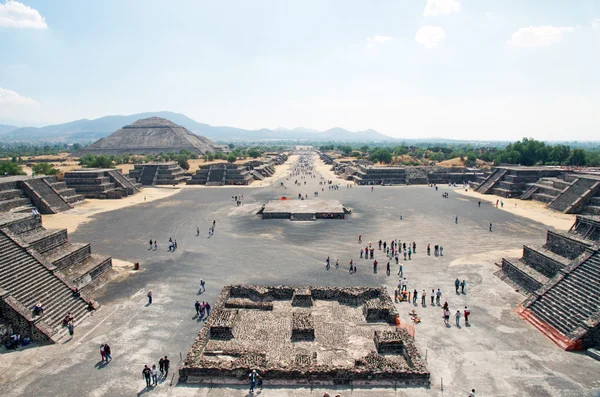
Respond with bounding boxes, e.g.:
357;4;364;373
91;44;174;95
415;26;446;49
0;0;47;29
424;0;461;17
366;35;392;48
506;25;576;47
0;87;38;105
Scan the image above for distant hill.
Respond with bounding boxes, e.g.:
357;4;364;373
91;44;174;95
0;111;396;143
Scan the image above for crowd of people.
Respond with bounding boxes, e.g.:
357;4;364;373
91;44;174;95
141;356;170;388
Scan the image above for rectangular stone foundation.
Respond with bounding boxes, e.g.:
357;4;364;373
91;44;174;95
180;285;429;387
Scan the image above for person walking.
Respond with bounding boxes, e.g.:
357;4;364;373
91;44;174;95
147;290;153;304
151;364;158;386
353;261;357;274
104;343;112;362
196;226;200;236
412;289;418;304
455;310;461;327
154;240;157;250
401;278;407;292
100;344;106;362
205;302;211;317
373;259;378;273
195;300;201;316
455;215;458;224
464;306;471;325
455;278;460;293
469;389;476;397
142;365;152;387
149;240;153;250
199;279;205;293
398;261;403;276
163;356;170;377
421;289;426;306
430;289;435;305
436;289;442;305
489;223;493;232
249;369;262;393
386;262;390;276
443;309;450;326
67;321;74;337
158;357;165;376
460;280;466;294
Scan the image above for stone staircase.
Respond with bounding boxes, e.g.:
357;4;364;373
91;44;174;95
0;229;91;343
46;180;84;205
502;215;600;350
107;169;142;193
207;168;225;185
475;169;507;194
522;251;600;349
548;177;599;213
138;165;158;186
23;178;72;213
520;185;539;200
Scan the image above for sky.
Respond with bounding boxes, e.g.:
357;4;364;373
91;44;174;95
0;0;599;140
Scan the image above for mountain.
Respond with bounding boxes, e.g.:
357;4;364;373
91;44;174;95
0;111;396;142
0;124;18;135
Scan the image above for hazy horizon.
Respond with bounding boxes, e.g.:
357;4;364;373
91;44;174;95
1;0;599;140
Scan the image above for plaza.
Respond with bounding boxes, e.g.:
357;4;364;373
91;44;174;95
1;154;599;397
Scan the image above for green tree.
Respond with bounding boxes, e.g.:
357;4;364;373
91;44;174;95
247;148;261;158
0;161;25;176
32;162;60;175
226;154;237;163
549;145;571;165
566;149;586;166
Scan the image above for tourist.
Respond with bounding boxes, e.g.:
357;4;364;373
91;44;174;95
394;288;399;303
489;223;493;232
404;251;407;260
455;278;460;293
360;248;363;258
434;244;439;256
412;289;418;304
442;301;448;311
440;245;444;256
149;239;153;250
151;364;158;386
421;289;426;306
469;389;476;397
147;290;153;304
427;243;431;256
478;201;481;207
349;259;353;274
373;259;378;273
455;215;458;224
248;369;262;393
200;279;205;293
67;321;74;337
174;240;178;250
142;365;152;387
358;234;362;243
163;356;170;376
412;242;416;253
158;357;164;376
199;302;205;319
205;302;211;317
461;280;466;294
443;309;450;326
353;261;357;274
386;262;390;276
195;300;201;316
455;310;461;327
431;289;435;305
464;306;471;325
335;258;339;269
196;226;199;236
395;252;399;264
154;240;157;250
104;343;112;361
33;302;44;316
401;278;407;292
100;344;106;362
408;247;411;260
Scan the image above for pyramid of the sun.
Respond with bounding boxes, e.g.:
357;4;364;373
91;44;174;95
75;117;221;156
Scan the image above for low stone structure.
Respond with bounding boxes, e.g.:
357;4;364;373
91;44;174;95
128;162;188;185
0;176;83;214
187;164;254;186
498;215;600;350
179;285;429;387
258;199;351;221
63;169;141;199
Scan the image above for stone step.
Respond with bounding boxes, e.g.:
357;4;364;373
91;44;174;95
529;305;572;335
0;189;25;201
0;197;32;211
587;348;600;361
543;284;598;317
21;228;68;253
45;242;91;270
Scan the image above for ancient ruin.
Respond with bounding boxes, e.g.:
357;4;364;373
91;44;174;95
63;169;141;199
128;162;188;185
0;176;83;214
73;117;222;156
258;200;351;220
498;215;600;350
180;285;429;387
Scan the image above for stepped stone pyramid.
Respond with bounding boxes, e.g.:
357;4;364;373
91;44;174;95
0;176;83;215
74;117;221;156
498;215;600;350
0;212;111;343
63;169;141;199
128;162;188;185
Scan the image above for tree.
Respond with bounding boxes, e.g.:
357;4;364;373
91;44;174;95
247;148;261;158
370;148;392;164
227;154;237;163
176;154;190;170
566;149;586;166
549;145;571;165
0;161;25;176
228;143;235;149
32;162;60;176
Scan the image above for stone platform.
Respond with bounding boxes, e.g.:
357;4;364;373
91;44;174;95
259;199;350;220
179;285;429;387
